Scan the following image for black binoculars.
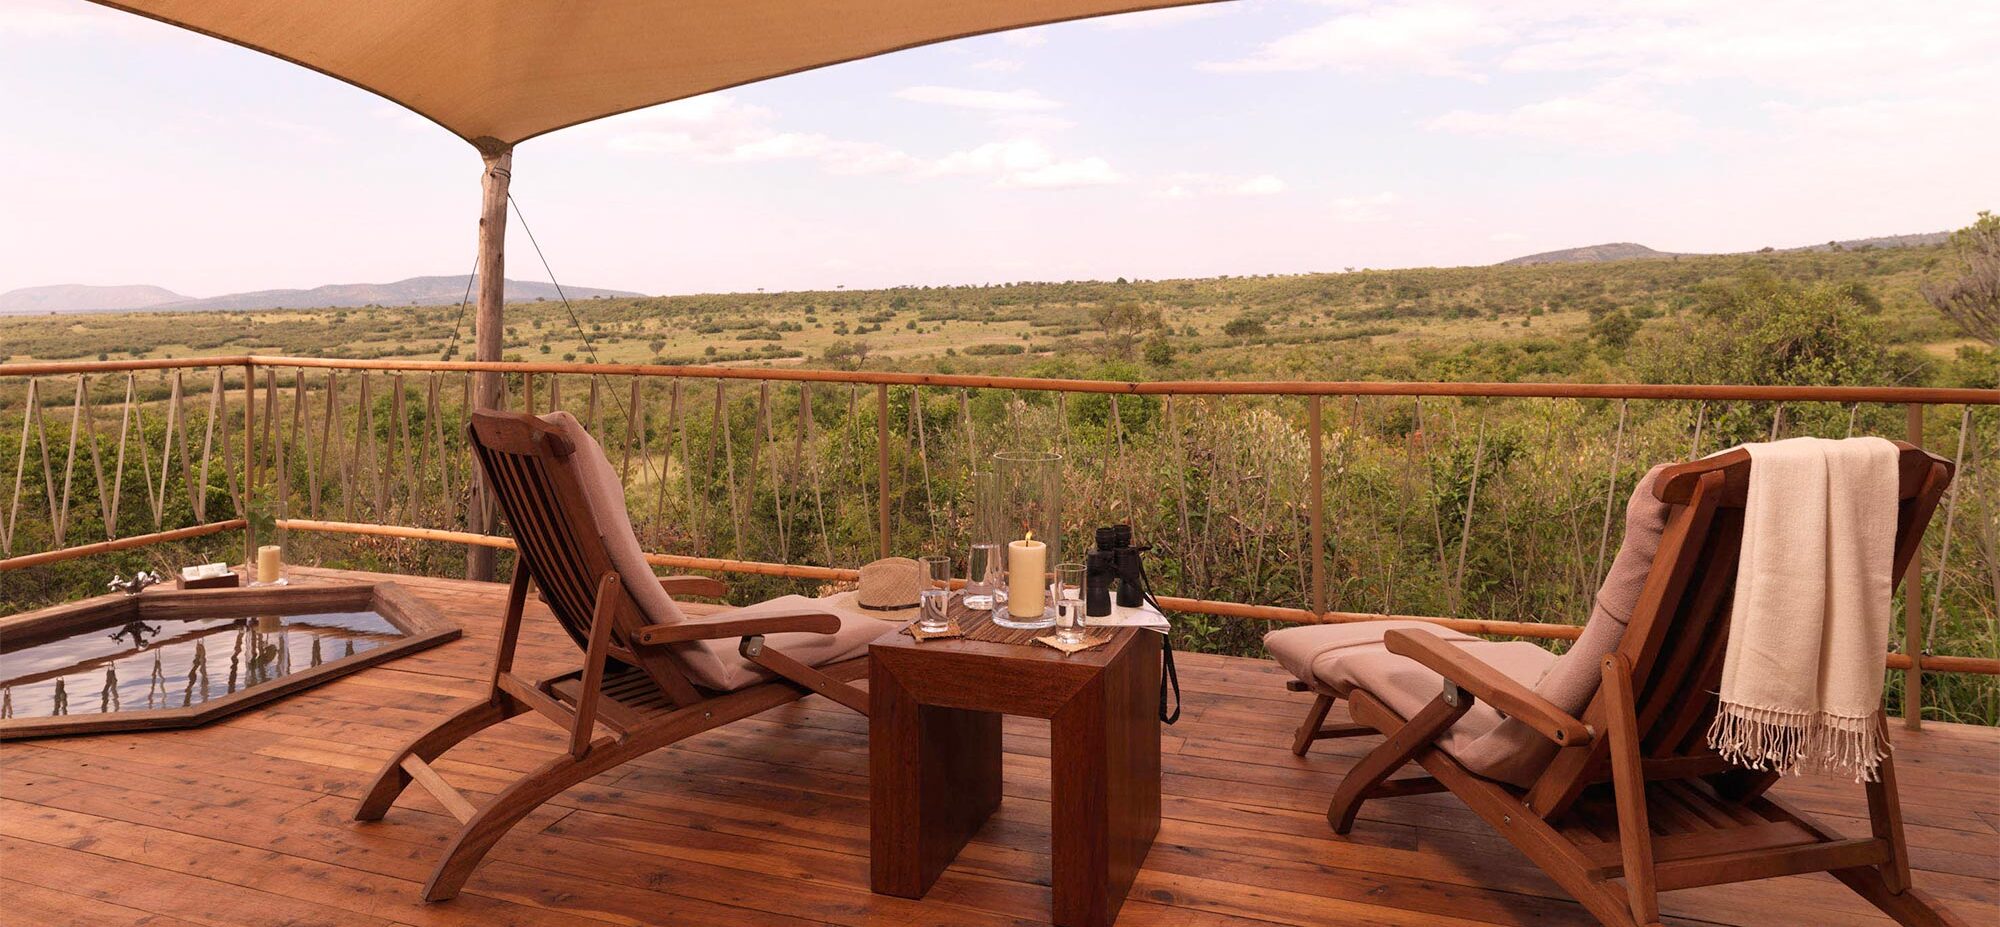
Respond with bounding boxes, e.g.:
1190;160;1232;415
1084;524;1149;617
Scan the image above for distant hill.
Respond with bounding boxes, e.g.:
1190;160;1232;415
0;283;190;313
1500;231;1950;267
1499;243;1673;266
0;275;644;315
1786;232;1951;252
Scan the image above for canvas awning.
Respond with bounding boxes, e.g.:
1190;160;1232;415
88;0;1226;580
93;0;1222;147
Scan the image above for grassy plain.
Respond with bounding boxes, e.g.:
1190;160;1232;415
5;243;1973;375
4;245;1994;721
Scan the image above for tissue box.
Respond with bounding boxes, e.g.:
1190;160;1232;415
176;562;241;590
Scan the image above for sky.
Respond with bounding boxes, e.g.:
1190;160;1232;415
2;0;1996;298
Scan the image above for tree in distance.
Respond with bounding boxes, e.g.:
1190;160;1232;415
1923;211;1999;346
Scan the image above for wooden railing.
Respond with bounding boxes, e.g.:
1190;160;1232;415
4;355;1995;725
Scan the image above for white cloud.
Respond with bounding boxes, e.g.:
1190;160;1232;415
607;96;922;174
1204;1;1506;77
607;95;1118;189
0;0;149;38
989;112;1078;133
1098;6;1230;31
1331;192;1398;223
1013;158;1123;188
1497;1;2000;98
1159;172;1288;198
1207;0;2000;100
931;139;1123;188
1762;98;1992;142
970;58;1025;73
1427;84;1697;153
1234;174;1288;196
895;86;1064;112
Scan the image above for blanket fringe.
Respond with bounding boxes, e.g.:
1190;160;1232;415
1706;702;1888;782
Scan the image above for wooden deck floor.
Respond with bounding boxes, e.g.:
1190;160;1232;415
4;567;1995;927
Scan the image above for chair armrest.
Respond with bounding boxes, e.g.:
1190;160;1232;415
657;575;729;598
631;611;840;645
1383;629;1593;746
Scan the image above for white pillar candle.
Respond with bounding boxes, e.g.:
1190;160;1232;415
1007;534;1046;616
256;545;283;584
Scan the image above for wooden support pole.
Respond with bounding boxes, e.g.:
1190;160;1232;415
466;140;513;582
1904;402;1924;730
242;361;256;566
1308;396;1326;614
877;383;891;558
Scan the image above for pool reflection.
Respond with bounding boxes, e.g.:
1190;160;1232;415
0;611;402;719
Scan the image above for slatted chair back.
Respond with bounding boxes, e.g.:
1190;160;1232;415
1527;442;1953;814
466;409;698;699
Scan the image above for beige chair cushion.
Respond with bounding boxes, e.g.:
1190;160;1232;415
1450;463;1675;785
540;412;891;692
1263;464;1676;788
541;411;691;628
1263;620;1480;694
1329;637;1560;787
1523;463;1672;717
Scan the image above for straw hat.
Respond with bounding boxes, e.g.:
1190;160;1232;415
855;556;922;611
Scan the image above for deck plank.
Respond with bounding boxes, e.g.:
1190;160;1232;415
3;565;1995;927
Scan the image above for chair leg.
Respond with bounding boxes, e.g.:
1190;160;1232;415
355;697;519;822
1865;724;1914;894
1292;693;1335;756
1326;689;1469;834
1831;867;1967;927
423;736;647;901
1601;655;1662;927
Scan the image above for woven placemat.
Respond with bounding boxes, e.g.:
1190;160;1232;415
908;620;963;641
900;594;1114;647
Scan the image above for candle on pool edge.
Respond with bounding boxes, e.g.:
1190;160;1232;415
257;545;283;584
1007;532;1046;617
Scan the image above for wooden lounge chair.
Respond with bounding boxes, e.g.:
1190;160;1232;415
1271;443;1961;927
354;410;880;901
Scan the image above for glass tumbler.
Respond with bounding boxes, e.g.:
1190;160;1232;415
918;555;953;634
1053;562;1087;644
964;542;1003;611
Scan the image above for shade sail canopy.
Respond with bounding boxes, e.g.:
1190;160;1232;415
95;0;1223;146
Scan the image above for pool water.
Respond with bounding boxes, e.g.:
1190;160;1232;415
0;611;404;720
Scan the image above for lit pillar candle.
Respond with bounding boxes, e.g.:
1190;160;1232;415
1007;532;1046;616
256;545;283;584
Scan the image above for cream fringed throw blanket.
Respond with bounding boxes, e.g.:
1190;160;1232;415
1708;436;1901;781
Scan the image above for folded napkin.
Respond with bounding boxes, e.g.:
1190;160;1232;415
1707;437;1900;780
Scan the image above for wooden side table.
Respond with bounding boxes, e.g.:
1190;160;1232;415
869;621;1162;927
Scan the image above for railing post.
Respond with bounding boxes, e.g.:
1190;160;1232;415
1904;402;1924;730
877;383;890;558
242;361;256;568
1308;395;1326;615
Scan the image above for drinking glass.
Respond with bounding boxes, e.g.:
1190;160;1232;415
964;542;1003;611
1053;562;1087;644
918;555;953;634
